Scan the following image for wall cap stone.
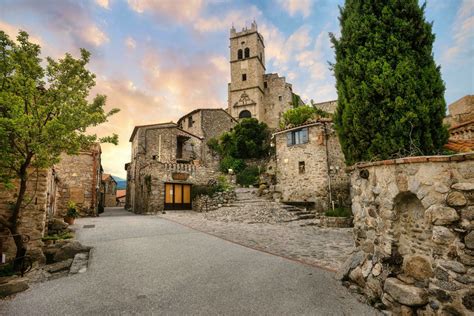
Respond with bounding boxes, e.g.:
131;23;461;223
346;152;474;172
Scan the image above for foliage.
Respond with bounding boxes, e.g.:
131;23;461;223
291;93;303;108
219;156;246;174
216;175;232;192
42;231;74;241
144;175;152;193
280;106;317;128
66;205;79;219
0;263;15;277
209;118;270;160
236;166;260;187
324;207;352;218
331;0;448;165
0;30;118;267
191;177;233;200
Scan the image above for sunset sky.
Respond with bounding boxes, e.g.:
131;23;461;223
1;0;473;178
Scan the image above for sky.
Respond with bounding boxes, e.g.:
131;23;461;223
1;0;473;179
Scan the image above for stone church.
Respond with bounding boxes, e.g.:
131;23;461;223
227;22;299;129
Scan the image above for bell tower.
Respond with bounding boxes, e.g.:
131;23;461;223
228;22;266;122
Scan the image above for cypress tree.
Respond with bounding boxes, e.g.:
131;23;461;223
331;0;448;165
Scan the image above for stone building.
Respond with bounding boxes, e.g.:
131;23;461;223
126;109;236;213
0;144;103;263
272;119;350;212
227;22;299;129
101;174;117;207
54;143;103;217
444;95;474;153
312;100;337;115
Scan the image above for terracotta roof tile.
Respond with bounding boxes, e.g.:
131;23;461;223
444;139;474;153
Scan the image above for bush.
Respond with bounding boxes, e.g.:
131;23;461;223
191;185;217;200
219;156;246;173
216;175;232;192
42;231;74;241
236;166;260;186
324;207;351;218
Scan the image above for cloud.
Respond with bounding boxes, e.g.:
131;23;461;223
125;36;137;49
127;0;205;23
277;0;313;18
0;19;44;46
194;6;262;32
81;25;109;47
443;0;474;62
95;0;110;9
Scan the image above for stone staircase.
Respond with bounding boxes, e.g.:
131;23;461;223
211;187;317;224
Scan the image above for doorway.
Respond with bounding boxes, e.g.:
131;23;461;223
164;183;192;210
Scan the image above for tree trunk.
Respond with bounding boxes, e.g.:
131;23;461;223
10;159;30;271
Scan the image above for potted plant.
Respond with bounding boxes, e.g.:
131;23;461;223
64;201;79;225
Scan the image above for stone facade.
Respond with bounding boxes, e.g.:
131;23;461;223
227;22;295;129
127;110;234;214
339;154;474;315
444;95;474;128
101;174;117;207
54;144;102;217
313;100;337;115
273;119;350;213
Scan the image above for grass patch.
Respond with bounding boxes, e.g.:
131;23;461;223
324;207;352;218
42;231;74;241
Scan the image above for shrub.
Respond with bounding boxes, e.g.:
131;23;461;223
331;0;448;165
236;166;260;186
219;156;246;173
191;185;217;200
42;231;74;241
324;207;351;218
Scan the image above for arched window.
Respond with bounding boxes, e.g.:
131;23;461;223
237;49;243;60
239;110;252;119
244;48;250;58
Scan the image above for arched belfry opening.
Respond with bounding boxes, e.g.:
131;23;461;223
244;48;250;58
238;49;243;60
239;110;252;119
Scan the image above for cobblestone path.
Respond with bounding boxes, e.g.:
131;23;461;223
161;211;354;272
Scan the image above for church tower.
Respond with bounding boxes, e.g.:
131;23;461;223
228;22;266;122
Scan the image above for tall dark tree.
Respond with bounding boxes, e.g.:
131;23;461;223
331;0;448;165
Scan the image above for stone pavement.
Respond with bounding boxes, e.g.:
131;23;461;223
2;207;377;315
161;211;355;272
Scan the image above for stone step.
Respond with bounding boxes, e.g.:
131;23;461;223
296;214;316;220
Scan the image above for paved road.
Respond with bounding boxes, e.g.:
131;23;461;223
2;208;377;315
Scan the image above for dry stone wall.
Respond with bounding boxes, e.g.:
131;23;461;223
338;154;474;315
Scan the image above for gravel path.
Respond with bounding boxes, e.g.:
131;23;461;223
1;208;376;315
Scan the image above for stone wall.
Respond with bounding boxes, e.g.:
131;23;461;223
339;154;474;315
444;95;474;127
262;73;294;129
54;144;101;217
0;168;53;262
102;175;117;207
192;190;237;213
274;121;350;213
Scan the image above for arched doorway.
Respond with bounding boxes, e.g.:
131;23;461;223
239;110;252;119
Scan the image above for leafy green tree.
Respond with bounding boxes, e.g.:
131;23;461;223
0;30;118;268
331;0;448;165
232;118;270;159
280;105;329;128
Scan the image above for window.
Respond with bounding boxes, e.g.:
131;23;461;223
188;116;193;127
244;47;250;58
242;74;247;81
239;110;252;119
238;49;243;60
264;82;267;89
299;161;305;174
287;128;309;146
278;95;282;101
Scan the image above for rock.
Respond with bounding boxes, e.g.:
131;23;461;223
452;183;474;191
335;250;366;280
44;259;73;273
0;278;29;297
403;255;433;280
383;278;428;306
432;226;456;245
361;259;373;278
465;231;474;249
69;252;89;274
438;259;467;274
53;241;92;262
446;191;467;207
462;291;474;311
48;218;68;232
372;263;382;277
426;205;459;225
400;305;414;316
461;206;474;221
349;266;366;287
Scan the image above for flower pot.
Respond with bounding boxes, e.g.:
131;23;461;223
64;217;75;225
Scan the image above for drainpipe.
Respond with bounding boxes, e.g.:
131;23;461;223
323;122;334;210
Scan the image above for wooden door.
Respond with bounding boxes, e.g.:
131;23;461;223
164;183;192;210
